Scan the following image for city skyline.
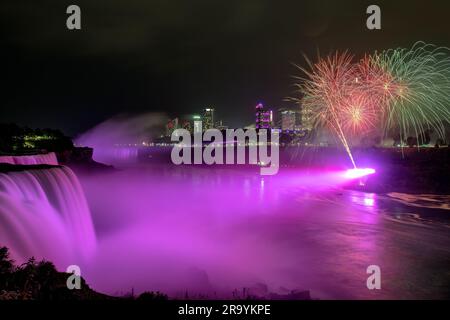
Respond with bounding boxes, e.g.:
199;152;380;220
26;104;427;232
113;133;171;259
164;103;308;137
2;0;450;136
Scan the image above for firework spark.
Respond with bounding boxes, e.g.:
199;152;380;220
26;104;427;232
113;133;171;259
294;42;450;166
370;42;450;143
294;52;360;167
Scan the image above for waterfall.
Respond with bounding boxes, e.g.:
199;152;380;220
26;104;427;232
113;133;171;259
0;165;96;267
0;152;58;165
96;146;140;164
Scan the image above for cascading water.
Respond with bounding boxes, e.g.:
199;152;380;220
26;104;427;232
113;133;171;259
0;152;58;166
0;163;96;268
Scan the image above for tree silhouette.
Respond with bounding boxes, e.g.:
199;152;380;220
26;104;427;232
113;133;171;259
0;246;15;289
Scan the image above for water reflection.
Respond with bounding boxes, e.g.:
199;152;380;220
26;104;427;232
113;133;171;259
75;165;449;299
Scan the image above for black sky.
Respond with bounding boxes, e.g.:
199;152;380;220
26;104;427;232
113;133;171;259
1;0;450;136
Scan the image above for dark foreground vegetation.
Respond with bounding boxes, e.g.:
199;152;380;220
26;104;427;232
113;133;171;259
0;246;167;301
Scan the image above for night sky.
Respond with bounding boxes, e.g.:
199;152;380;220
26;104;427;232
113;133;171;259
1;0;450;136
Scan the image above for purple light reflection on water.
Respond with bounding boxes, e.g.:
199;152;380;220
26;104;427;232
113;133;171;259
364;197;375;207
72;164;450;299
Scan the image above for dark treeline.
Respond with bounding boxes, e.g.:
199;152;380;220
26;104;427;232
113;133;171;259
0;246;167;301
0;123;73;154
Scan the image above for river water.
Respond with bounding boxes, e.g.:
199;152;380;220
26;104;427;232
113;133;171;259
76;163;450;299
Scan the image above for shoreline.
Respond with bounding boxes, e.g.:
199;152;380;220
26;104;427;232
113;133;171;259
1;146;449;195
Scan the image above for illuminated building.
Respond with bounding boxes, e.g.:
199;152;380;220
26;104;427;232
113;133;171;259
301;103;314;131
255;103;273;129
280;109;301;132
215;120;228;131
172;114;201;134
193;120;202;133
203;108;215;130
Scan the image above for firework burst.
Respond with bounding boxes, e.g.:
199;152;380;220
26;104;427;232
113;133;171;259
340;91;378;134
294;42;450;165
370;42;450;143
294;52;363;167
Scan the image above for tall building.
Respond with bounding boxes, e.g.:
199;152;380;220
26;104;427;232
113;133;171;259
280;109;301;132
193;119;202;133
255;103;273;129
215;120;228;131
300;103;314;131
203;108;215;130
